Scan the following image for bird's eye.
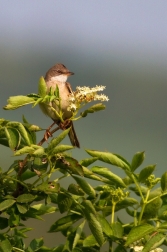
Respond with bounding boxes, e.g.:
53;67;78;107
57;70;61;73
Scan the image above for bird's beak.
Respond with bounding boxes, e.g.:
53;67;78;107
66;71;74;76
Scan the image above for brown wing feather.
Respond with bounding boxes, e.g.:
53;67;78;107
65;82;73;94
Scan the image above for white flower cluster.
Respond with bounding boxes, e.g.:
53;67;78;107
131;246;163;252
76;85;106;93
67;85;109;112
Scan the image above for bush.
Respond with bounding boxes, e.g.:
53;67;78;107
0;79;166;252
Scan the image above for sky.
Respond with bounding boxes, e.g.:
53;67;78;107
1;1;167;247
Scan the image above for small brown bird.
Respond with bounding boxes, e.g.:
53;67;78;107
40;63;80;148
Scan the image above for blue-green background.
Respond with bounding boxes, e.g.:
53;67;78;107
1;1;167;248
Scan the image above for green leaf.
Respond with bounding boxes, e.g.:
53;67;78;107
23;209;43;220
97;214;113;237
161;171;167;192
0;239;12;252
68;184;85;196
20;116;38;144
91;166;126;188
30;246;54;252
138;165;156;182
38;76;47;97
131;151;145;171
57;192;73;213
116;197;138;211
17;123;32;146
55;84;60;98
129;185;148;196
47;128;71;153
85;150;130;170
33;97;45;107
16;203;28;214
31;157;48;174
51;245;64;252
19;227;33;234
125;224;156;246
23;122;42;132
73;176;96;198
157;205;167;220
33;181;60;194
7;122;31;146
4;127;21;150
148;188;161;199
86;217;104;246
0;199;15;211
14;146;35;156
8;207;20;226
20;170;37;181
13;228;28;238
72;248;82;252
159;221;167;229
81;103;106;117
29;238;44;250
0;127;7;140
49;214;82;232
3;95;35;110
82;200;96;215
22;208;42;220
114;245;127;252
82;200;104;246
72;221;85;249
50;144;74;155
79;157;98;167
56;156;84;177
32;146;45;157
0;217;8;230
16;194;36;203
83;234;99;247
22;115;29;124
82;166;103;182
142;233;165;252
111;222;123;238
24;126;36;145
87;215;104;246
144;197;162;218
30;204;57;215
0;118;9;126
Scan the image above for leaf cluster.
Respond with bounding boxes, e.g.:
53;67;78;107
0;118;167;252
3;77;106;123
1;79;166;251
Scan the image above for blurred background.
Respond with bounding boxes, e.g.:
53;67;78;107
1;1;167;248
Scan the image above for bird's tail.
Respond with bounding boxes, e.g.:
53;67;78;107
68;122;80;148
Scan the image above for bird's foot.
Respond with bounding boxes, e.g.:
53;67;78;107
59;119;71;130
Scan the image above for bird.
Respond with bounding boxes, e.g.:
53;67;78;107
39;63;80;148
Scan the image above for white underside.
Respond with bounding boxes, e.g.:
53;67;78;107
50;75;68;83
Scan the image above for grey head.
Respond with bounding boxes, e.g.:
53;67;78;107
45;63;74;81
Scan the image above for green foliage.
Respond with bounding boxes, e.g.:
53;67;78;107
0;118;167;251
80;103;106;117
1;83;167;251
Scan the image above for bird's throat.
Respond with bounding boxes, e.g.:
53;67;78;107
50;75;68;83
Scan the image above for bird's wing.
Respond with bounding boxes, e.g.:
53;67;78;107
65;82;73;94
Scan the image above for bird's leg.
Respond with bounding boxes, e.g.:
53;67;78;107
39;119;72;146
44;121;57;140
59;119;72;130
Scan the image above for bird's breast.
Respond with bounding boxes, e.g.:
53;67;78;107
46;80;72;120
